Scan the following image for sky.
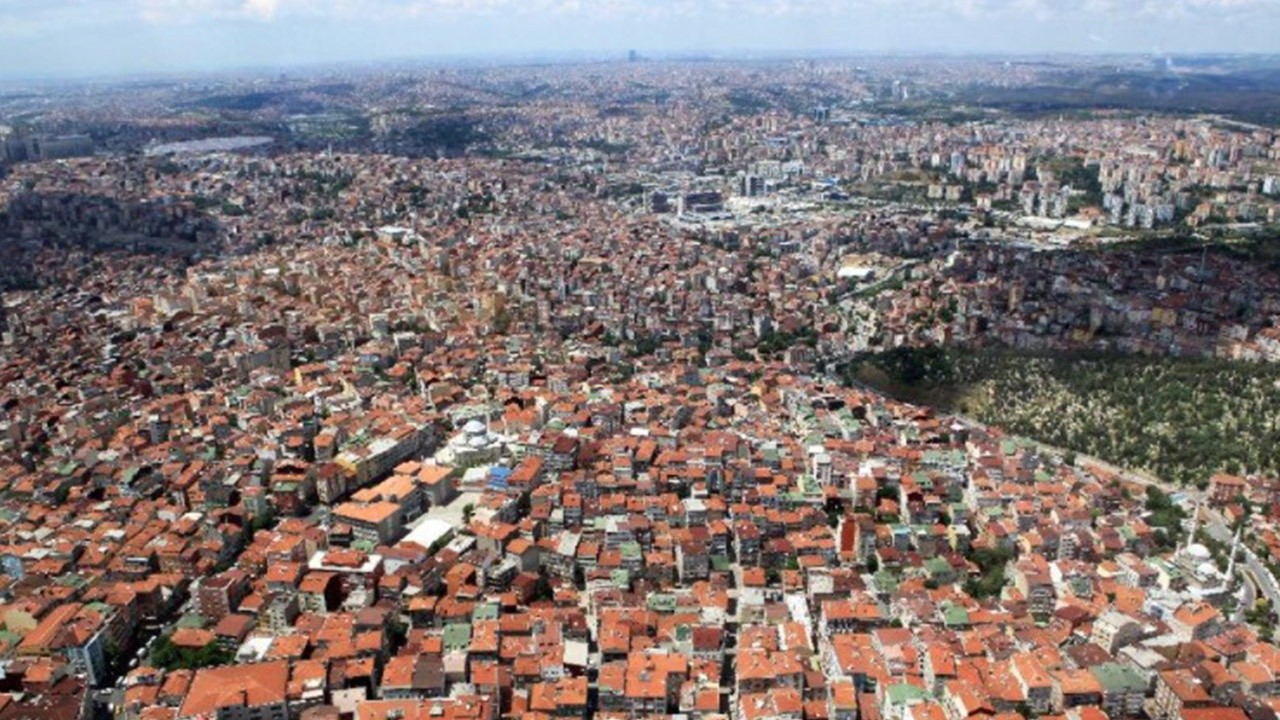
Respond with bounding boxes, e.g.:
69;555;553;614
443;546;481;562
2;0;1280;79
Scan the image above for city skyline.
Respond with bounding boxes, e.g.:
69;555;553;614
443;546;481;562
3;0;1280;80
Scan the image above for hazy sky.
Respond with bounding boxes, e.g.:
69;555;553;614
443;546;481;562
2;0;1280;79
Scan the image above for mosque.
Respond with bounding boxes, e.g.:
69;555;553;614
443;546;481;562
1159;502;1242;604
439;417;507;469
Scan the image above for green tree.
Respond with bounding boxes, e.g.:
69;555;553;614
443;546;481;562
151;637;234;671
250;508;278;533
964;546;1014;601
532;572;555;602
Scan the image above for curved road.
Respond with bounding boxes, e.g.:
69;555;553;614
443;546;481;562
945;413;1280;607
834;374;1280;611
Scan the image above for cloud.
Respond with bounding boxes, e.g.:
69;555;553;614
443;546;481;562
2;0;1279;72
3;0;1278;28
135;0;255;23
0;0;129;36
245;0;279;19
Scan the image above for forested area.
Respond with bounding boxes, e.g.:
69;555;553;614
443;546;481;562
847;348;1280;486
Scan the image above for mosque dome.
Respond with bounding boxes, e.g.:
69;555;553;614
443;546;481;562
1196;561;1221;579
1185;543;1212;562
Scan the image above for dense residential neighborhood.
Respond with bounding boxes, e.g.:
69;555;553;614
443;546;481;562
0;54;1279;720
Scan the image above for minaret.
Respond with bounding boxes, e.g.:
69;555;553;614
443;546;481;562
1226;525;1243;586
1185;501;1202;553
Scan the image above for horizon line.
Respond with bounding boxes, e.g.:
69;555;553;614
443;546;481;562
3;48;1279;86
